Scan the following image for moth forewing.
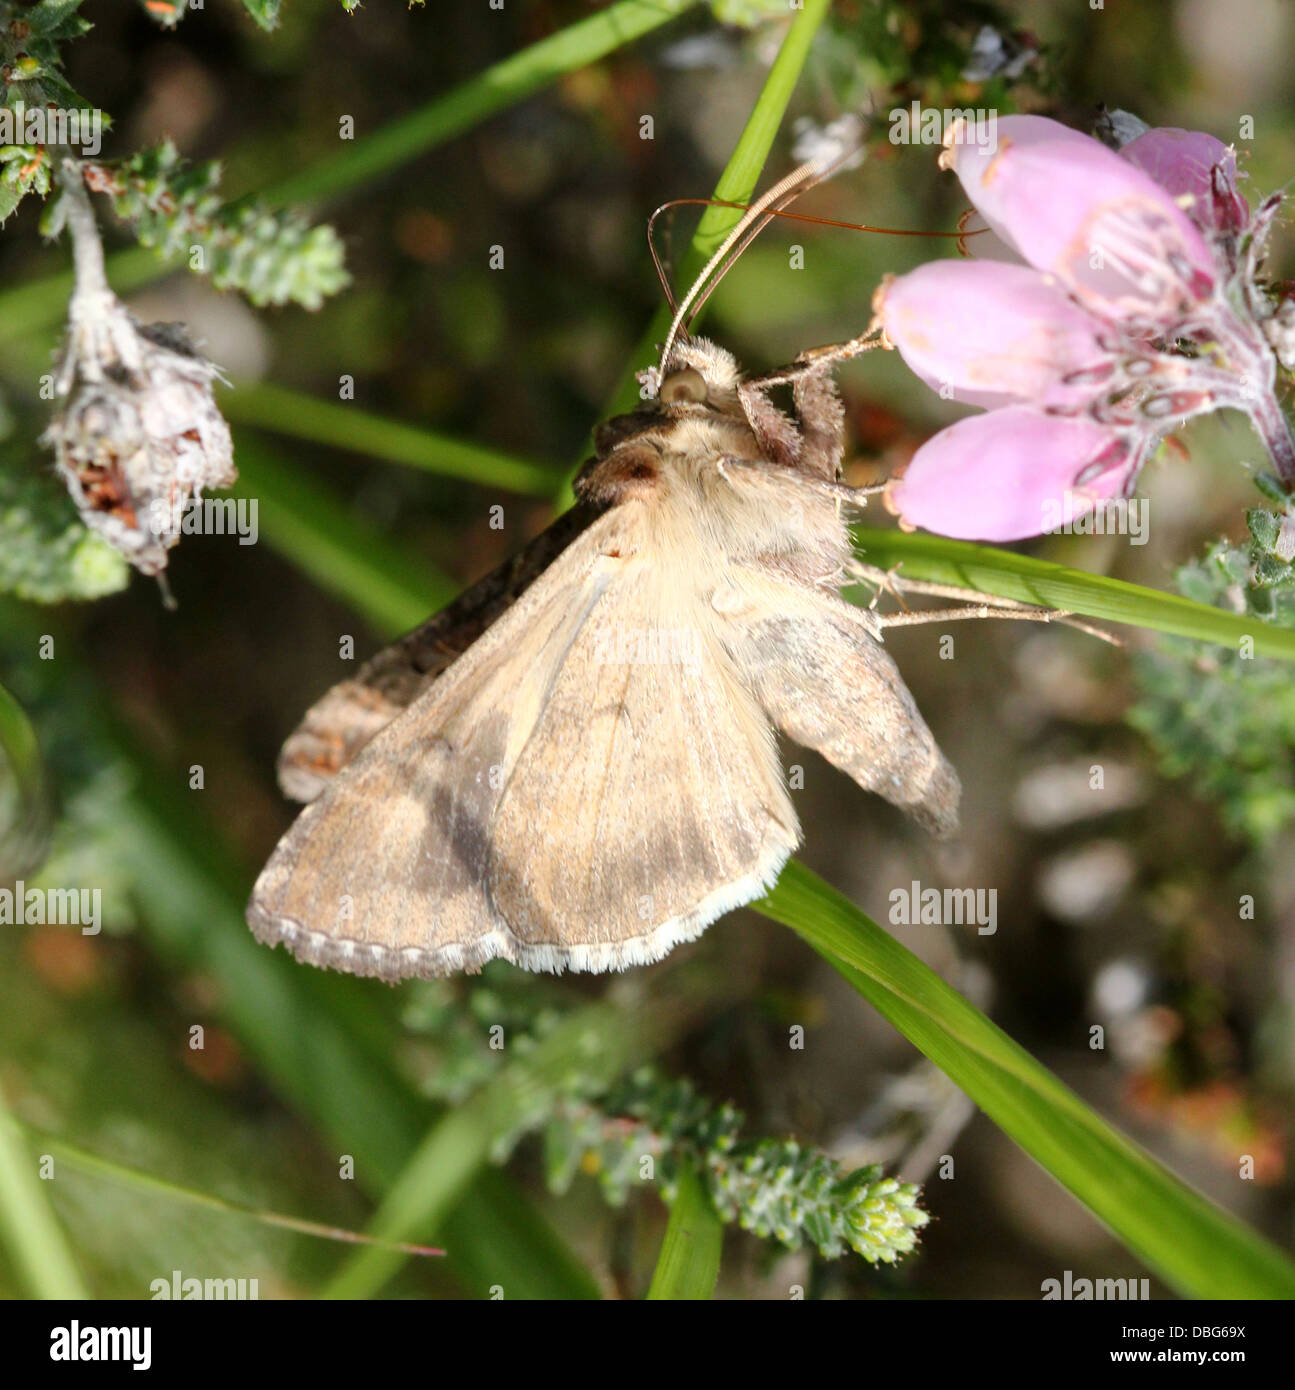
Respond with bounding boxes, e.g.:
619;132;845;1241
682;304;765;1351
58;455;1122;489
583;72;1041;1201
276;504;602;803
249;508;640;977
248;494;800;978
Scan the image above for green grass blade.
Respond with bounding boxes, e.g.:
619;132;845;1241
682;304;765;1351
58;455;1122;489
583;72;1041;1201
234;432;456;634
854;527;1295;660
0;1085;90;1299
17;1128;444;1259
756;861;1295;1300
646;1165;722;1300
0;676;52;879
323;999;672;1299
221;381;558;496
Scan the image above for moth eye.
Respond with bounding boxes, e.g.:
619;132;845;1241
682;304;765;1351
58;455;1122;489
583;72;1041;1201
659;368;708;405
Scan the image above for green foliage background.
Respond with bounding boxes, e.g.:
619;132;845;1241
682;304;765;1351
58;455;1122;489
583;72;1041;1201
2;0;1295;1300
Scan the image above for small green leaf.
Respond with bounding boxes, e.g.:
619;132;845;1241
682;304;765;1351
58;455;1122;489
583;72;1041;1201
26;0;93;40
0;182;22;225
239;0;282;31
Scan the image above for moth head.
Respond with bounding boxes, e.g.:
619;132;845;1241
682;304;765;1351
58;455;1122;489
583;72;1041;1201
579;337;745;502
655;337;742;412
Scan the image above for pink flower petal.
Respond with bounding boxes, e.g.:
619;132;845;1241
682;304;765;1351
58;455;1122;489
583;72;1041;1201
1119;127;1248;233
890;407;1135;541
879;260;1111;408
943;116;1216;316
940;116;1094;258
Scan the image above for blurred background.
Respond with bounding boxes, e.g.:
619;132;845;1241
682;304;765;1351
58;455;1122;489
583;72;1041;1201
1;0;1293;1299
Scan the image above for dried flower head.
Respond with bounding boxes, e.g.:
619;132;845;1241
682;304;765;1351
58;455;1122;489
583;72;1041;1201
42;161;235;582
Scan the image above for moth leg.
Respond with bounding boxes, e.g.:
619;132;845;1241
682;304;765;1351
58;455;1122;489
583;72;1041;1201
739;360;846;480
792;364;844;480
875;604;1120;646
851;559;913;614
736;377;801;467
850;561;1118;643
741;330;884;479
852;560;1062;611
878;605;1065;627
746;328;884;390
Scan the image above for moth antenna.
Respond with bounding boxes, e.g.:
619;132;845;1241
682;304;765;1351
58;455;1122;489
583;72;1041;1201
647;192;807;330
683;197;799;331
654;150;853;387
646;202;683;320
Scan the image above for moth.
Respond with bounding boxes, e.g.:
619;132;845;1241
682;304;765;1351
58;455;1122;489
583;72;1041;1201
246;161;1074;980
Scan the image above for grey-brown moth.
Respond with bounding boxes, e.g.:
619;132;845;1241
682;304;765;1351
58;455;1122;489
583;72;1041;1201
246;324;964;979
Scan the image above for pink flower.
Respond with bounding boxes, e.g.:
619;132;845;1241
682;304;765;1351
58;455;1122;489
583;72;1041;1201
879;115;1293;541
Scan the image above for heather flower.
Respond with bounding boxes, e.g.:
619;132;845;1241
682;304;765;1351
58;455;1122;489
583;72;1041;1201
878;115;1294;541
